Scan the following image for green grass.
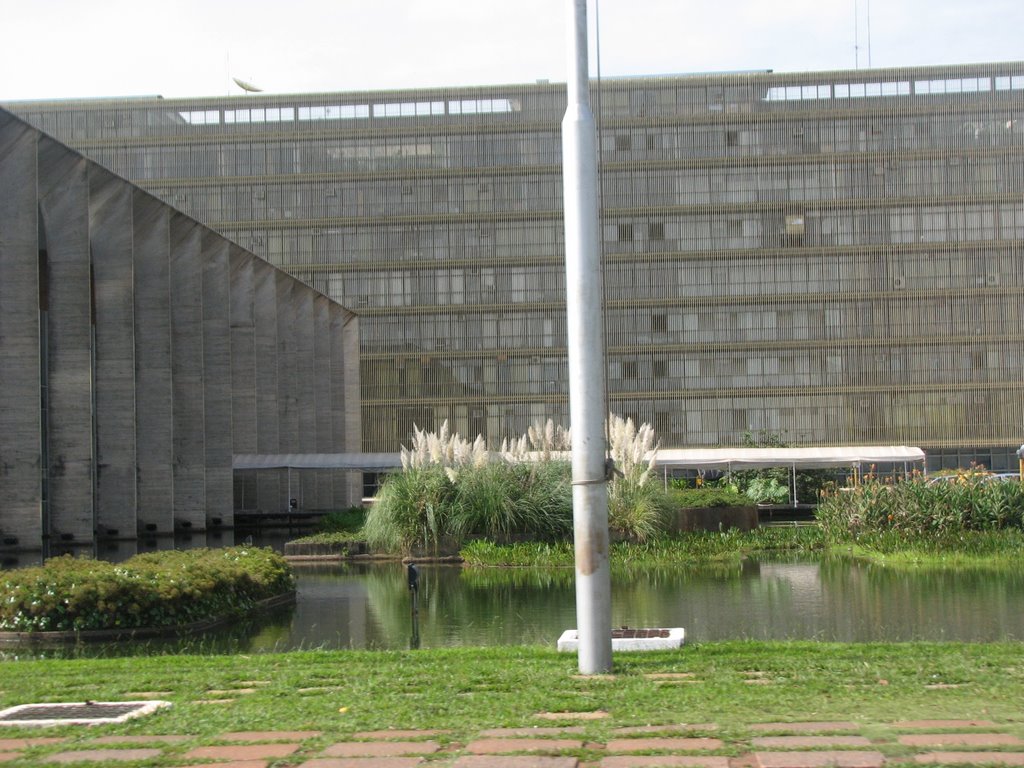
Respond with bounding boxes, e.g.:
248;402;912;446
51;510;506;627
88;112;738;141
0;643;1021;740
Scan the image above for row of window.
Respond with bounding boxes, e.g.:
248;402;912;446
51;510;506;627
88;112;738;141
360;389;1022;453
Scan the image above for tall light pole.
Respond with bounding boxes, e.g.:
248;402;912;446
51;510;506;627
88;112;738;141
561;0;613;675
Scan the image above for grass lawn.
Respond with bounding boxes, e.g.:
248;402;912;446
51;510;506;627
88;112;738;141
0;642;1021;739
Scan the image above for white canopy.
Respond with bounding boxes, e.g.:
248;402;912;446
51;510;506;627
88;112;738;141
232;453;401;471
650;445;925;471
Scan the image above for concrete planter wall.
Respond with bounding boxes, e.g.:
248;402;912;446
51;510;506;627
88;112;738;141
667;506;759;533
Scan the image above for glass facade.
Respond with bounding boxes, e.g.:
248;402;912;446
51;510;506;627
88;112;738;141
9;62;1024;466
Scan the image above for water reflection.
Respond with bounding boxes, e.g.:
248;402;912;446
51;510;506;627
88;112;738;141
8;558;1024;657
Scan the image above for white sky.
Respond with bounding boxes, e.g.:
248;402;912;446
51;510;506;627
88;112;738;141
1;0;1022;101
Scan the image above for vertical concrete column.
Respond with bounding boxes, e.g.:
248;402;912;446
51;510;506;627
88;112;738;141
331;305;362;507
294;288;317;509
313;295;334;508
276;276;300;523
133;191;174;535
89;168;137;539
253;260;280;511
0;118;42;547
229;250;257;512
168;216;206;529
201;231;233;526
37;140;94;544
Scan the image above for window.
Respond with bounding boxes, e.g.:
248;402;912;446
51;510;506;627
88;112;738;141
648;222;665;241
652;359;668;377
622;360;639;379
617;224;634;242
651;313;668;332
615;134;631;151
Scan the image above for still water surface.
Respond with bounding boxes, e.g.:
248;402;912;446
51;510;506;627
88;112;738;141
227;558;1024;653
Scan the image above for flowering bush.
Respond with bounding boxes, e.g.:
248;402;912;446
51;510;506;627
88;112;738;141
0;547;293;633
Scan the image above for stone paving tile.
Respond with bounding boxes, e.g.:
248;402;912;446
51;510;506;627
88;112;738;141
87;734;190;745
302;759;425;768
893;720;998;729
207;688;259;695
194;698;237;705
176;762;269;768
899;733;1024;748
481;728;587;737
750;723;860;734
0;754;18;764
220;730;322;741
605;738;723;753
186;743;300;760
467;738;584;754
536;711;610;721
751;737;873;749
753;751;886;768
612;725;719;736
323;741;441;757
451;756;580;768
600;757;730;768
123;691;174;699
914;752;1024;765
42;747;164;763
354;729;452;739
0;738;65;749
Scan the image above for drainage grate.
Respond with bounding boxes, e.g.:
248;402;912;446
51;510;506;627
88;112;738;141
0;701;170;726
611;627;670;639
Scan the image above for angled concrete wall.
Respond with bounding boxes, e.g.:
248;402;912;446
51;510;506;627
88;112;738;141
0;108;361;551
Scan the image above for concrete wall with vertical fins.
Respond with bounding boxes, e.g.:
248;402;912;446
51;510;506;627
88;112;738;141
0;107;361;551
0;119;42;548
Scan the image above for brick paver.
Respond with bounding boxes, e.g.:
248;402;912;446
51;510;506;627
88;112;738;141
751;736;873;748
612;725;719;735
750;723;861;733
0;754;19;764
177;762;269;768
899;733;1024;748
451;757;579;768
605;738;724;753
322;741;441;757
894;720;998;729
914;752;1024;765
753;751;886;768
185;743;300;760
354;729;451;739
87;734;189;744
220;730;322;741
467;738;583;754
481;728;586;737
600;757;730;768
536;711;610;721
302;759;425;768
43;747;164;763
0;738;64;749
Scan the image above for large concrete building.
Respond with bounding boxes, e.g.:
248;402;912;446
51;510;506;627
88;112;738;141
8;60;1024;471
0;108;361;553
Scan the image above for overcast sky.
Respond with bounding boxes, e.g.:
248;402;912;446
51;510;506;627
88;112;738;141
1;0;1022;101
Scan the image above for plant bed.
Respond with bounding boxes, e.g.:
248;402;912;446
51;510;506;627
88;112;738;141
0;547;294;639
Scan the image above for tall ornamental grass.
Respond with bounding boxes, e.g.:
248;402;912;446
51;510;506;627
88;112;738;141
364;415;667;553
816;474;1024;547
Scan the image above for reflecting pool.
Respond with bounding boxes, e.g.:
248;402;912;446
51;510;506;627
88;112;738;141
9;557;1023;658
238;558;1024;652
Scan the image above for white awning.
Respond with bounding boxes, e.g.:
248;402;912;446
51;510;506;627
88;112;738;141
232;453;401;471
650;445;925;471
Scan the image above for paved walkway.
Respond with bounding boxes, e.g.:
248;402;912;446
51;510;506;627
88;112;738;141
3;718;1024;766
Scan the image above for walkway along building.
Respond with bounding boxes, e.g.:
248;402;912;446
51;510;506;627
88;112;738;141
0;108;361;553
8;61;1024;471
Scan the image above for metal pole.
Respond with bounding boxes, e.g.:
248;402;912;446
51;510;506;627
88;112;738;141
562;0;612;675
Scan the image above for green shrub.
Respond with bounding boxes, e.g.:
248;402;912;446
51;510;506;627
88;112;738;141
744;476;790;504
667;487;749;508
316;507;368;536
816;476;1024;545
0;547;293;633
